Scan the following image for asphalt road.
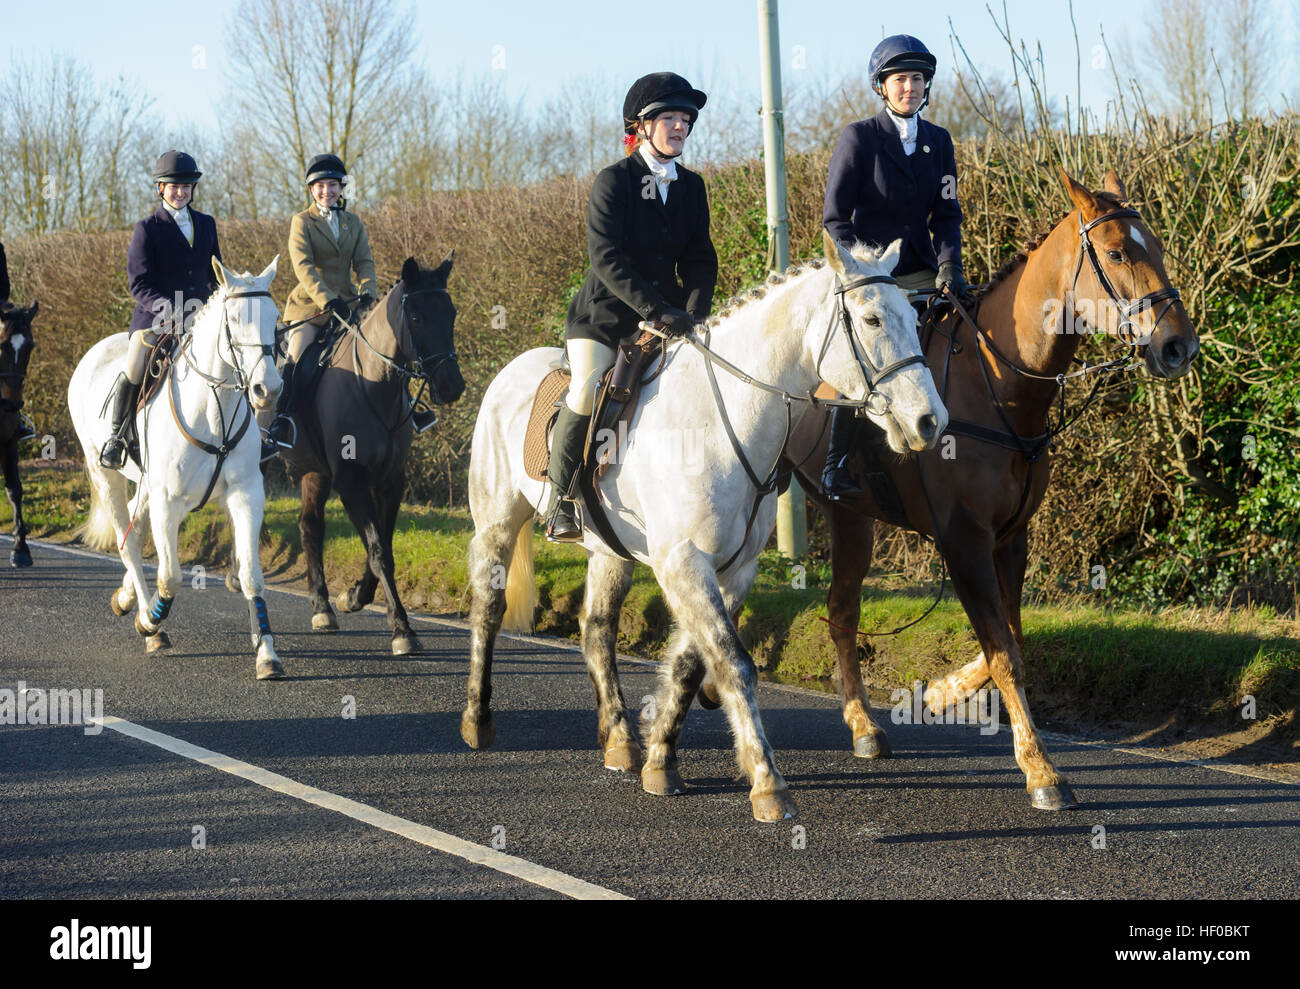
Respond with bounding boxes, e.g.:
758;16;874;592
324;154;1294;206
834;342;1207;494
2;537;1298;900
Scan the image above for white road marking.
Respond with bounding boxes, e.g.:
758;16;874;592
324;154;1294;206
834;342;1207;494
12;536;1299;790
96;715;630;901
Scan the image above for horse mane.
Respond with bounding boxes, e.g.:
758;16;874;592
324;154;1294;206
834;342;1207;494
704;255;846;329
975;190;1124;299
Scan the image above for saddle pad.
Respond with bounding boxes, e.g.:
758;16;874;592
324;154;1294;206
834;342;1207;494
524;368;570;481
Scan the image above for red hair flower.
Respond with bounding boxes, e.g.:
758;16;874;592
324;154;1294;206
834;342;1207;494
623;133;638;151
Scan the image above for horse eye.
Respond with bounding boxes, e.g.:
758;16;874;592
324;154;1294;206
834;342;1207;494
1106;250;1124;263
864;314;881;327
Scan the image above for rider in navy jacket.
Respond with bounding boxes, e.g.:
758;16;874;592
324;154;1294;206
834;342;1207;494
100;151;222;468
820;34;967;501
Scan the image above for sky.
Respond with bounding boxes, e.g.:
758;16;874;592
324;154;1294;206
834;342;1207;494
2;0;1297;136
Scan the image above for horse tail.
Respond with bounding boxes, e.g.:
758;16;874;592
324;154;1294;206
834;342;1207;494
80;472;119;553
501;519;537;633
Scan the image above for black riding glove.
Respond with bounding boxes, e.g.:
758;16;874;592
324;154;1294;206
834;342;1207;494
325;297;351;321
657;306;695;337
358;293;376;310
936;262;971;300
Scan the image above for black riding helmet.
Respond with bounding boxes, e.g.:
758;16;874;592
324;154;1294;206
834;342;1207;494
622;72;707;157
869;35;936;115
153;150;202;183
305;153;347;185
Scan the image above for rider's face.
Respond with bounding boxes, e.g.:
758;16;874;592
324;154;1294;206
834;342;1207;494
882;71;926;115
160;183;193;209
311;178;342;209
639;111;692;161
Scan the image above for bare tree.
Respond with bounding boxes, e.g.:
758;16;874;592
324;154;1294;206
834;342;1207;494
224;0;420;211
1221;0;1279;119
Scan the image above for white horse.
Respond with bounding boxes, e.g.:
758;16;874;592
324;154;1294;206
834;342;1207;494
462;233;949;822
69;258;286;679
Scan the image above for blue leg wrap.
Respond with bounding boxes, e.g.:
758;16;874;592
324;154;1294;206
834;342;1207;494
248;596;273;647
148;593;174;626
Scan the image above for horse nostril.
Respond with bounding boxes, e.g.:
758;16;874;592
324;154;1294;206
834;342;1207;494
918;413;939;443
1161;338;1186;370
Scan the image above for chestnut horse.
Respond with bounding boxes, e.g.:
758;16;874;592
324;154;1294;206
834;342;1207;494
787;168;1199;810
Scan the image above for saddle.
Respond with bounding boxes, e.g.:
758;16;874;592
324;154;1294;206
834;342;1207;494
105;334;179;469
523;331;667;483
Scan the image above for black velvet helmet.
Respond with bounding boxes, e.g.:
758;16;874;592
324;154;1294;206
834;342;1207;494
622;72;707;135
869;35;937;90
153;150;201;183
305;154;347;185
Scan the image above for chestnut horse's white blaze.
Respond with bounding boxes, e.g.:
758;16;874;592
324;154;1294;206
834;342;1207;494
462;233;948;823
68;257;285;679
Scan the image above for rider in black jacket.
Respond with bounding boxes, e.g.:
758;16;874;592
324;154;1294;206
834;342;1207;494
546;72;719;541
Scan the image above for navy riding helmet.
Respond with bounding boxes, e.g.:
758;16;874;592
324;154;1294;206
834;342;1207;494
868;35;937;113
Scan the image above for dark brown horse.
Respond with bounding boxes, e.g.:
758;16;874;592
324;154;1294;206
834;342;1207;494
787;169;1199;810
274;256;464;654
1;301;39;567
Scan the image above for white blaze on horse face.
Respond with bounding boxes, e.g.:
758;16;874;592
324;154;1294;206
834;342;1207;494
1129;225;1147;254
10;334;25;356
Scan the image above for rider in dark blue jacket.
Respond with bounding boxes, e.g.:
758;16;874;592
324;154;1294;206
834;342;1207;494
820;34;968;500
100;151;222;468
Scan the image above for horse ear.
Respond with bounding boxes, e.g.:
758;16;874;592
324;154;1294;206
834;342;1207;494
434;249;454;282
28;300;39;319
211;257;228;287
878;238;903;275
822;228;850;275
401;257;420;283
258;254;279;282
1102;169;1128;203
1059;166;1098;216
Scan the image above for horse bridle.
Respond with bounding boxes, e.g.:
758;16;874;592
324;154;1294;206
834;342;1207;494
816;274;930;416
177;289;277;390
0;325;33;414
1072;207;1182;348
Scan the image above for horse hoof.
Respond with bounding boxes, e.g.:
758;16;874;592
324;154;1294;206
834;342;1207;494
256;657;285;680
853;733;893;759
226;572;241;593
460;712;495;749
311;611;338;632
133;615;159;638
10;551;32;567
641;766;686;796
145;631;171;653
110;591;132;617
603;741;643;772
697;678;722;710
335;589;360;613
391;635;417;656
256;639;284;680
1030;784;1079;811
750;789;799;823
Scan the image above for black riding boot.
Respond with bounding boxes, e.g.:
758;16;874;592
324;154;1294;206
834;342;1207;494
821;403;863;502
99;374;141;469
265;359;297;453
545;405;591;542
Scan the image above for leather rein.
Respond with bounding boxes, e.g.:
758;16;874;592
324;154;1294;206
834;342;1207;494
165;288;275;511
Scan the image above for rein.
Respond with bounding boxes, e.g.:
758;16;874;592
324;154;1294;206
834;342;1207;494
161;288;275;512
665;271;927;573
344;286;455;434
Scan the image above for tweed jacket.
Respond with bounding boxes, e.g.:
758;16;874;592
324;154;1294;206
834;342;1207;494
284;205;379;326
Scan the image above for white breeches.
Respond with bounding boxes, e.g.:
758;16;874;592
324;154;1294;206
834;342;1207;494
564;338;615;415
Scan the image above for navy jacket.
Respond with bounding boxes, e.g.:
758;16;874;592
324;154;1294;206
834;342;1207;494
566;152;718;346
823;110;962;276
126;205;222;332
0;241;9;302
